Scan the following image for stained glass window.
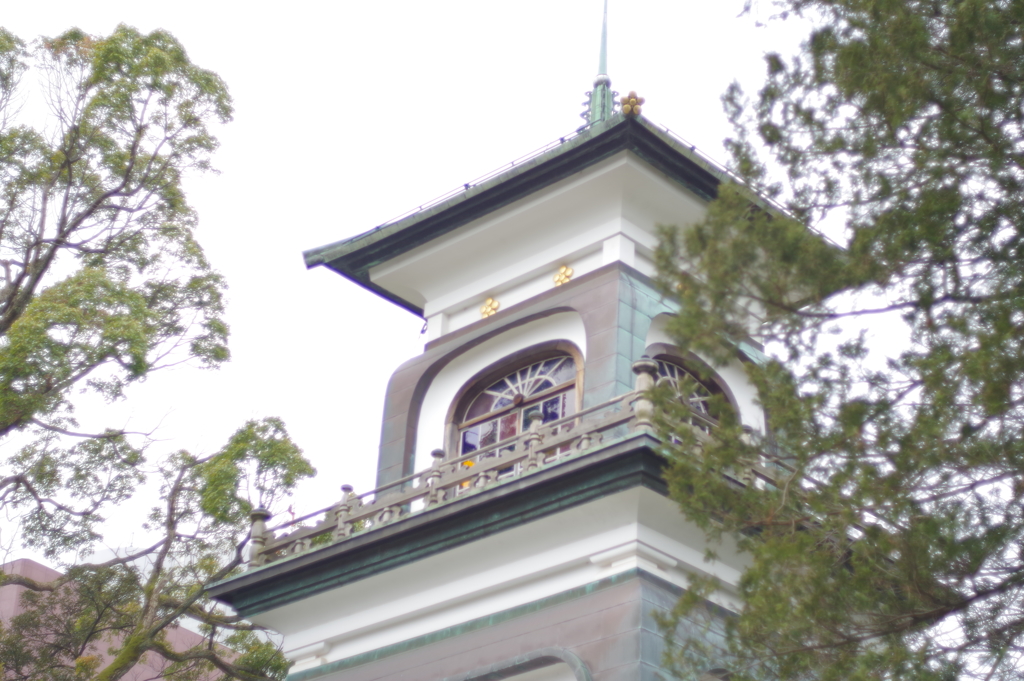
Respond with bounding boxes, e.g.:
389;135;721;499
459;357;576;455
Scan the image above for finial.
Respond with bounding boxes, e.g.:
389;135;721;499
581;0;616;128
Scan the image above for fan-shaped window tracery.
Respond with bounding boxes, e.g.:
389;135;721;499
656;358;717;430
459;356;576;455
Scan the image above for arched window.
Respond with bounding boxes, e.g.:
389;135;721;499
655;358;718;430
458;356;577;456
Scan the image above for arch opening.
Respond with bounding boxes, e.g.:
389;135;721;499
456;355;577;456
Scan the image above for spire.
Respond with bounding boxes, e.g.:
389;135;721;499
581;0;615;127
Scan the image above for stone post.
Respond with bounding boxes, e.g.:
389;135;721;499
523;410;545;471
427;449;446;483
740;427;757;487
425;450;447;505
331;485;357;540
632;356;659;430
248;507;272;567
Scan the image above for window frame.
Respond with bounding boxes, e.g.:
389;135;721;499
444;342;584;457
457;377;576;430
645;343;740;416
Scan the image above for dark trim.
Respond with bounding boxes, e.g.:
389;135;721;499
382;262;632;487
280;568;729;681
304;117;723;315
208;435;667;617
377;262;667;489
398;306;582;482
446;342;584;454
442;648;593;681
645;343;742;419
285;569;643;681
334;271;425;317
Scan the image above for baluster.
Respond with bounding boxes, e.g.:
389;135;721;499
426;486;447;506
740;464;756;488
631;357;659;430
329;503;347;541
375;505;400;525
332;485;360;540
425;449;445;487
523;410;545;471
740;428;757;487
444;459;463;479
425;450;448;505
474;467;497;487
248;508;272;567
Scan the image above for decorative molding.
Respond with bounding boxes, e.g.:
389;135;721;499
589;540;678;572
283;571;643;681
442;648;593;681
208;436;667;617
553;265;574;286
304;117;724;316
620;91;645;117
480;297;501;318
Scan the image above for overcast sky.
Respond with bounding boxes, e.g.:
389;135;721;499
2;0;809;558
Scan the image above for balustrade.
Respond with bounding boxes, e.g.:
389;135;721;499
245;358;776;568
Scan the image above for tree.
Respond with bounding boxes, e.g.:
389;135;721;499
0;26;314;680
654;1;1024;680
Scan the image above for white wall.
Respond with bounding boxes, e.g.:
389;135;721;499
257;487;747;674
414;312;588;471
374;152;710;340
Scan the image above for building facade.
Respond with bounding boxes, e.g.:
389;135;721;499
210;82;773;681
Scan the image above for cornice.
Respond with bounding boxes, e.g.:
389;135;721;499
302;116;724;317
208;433;666;618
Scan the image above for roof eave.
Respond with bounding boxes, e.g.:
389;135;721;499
303;115;728;316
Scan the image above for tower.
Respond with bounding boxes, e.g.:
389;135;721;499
208;16;769;681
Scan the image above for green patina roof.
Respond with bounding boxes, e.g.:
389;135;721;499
302;115;731;317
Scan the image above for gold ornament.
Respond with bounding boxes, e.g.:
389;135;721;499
553;265;574;286
620;91;645;117
480;297;500;318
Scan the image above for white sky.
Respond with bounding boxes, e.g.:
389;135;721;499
2;0;810;557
